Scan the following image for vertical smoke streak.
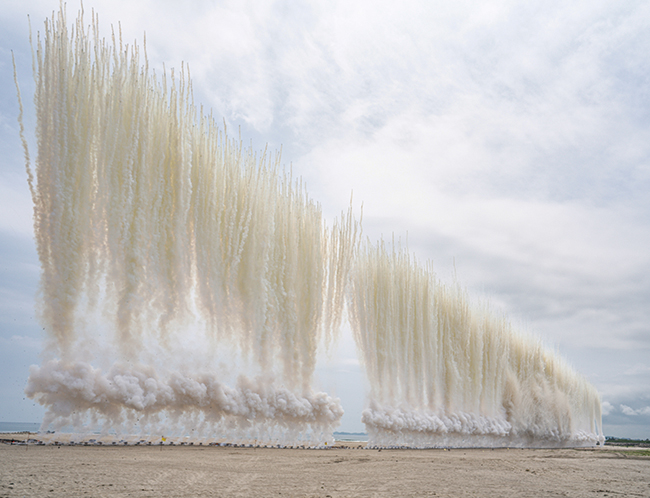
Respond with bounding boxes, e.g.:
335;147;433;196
349;239;603;447
19;5;601;448
23;5;359;443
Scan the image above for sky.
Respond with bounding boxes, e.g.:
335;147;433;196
1;0;649;438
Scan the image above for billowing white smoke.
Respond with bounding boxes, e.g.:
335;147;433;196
349;240;603;448
20;6;359;444
25;360;342;445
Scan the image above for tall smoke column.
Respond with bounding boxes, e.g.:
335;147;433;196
348;239;603;448
21;6;359;444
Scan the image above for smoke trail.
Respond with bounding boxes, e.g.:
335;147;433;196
23;5;359;443
348;239;603;447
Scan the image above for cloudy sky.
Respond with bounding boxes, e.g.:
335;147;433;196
1;0;649;438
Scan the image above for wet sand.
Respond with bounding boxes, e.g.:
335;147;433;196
1;439;648;497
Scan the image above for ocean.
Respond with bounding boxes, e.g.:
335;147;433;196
0;422;41;433
0;423;368;441
333;432;368;442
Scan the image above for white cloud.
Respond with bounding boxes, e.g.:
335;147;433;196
624;364;650;376
620;404;636;416
619;404;650;417
3;334;41;350
601;401;614;416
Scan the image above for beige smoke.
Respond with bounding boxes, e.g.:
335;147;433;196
348;239;603;447
20;5;602;448
22;5;359;443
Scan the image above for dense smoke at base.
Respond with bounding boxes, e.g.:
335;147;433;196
361;405;602;449
25;360;342;446
20;6;358;444
349;240;603;447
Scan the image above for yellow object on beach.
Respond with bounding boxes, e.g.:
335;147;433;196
162;437;167;442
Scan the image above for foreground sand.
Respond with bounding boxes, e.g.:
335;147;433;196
1;440;648;497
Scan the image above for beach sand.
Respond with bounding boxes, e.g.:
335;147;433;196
1;438;648;497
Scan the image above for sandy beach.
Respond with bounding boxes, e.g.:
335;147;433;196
1;436;648;497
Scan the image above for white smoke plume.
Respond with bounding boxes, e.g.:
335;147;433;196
20;5;359;443
349;239;603;447
18;5;603;449
25;360;342;445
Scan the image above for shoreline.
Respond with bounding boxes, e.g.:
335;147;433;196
2;432;644;450
0;432;367;449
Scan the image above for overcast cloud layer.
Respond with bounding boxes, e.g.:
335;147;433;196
1;0;649;438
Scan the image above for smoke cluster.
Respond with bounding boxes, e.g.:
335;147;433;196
19;6;603;448
21;6;358;444
25;360;342;445
348;240;603;447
